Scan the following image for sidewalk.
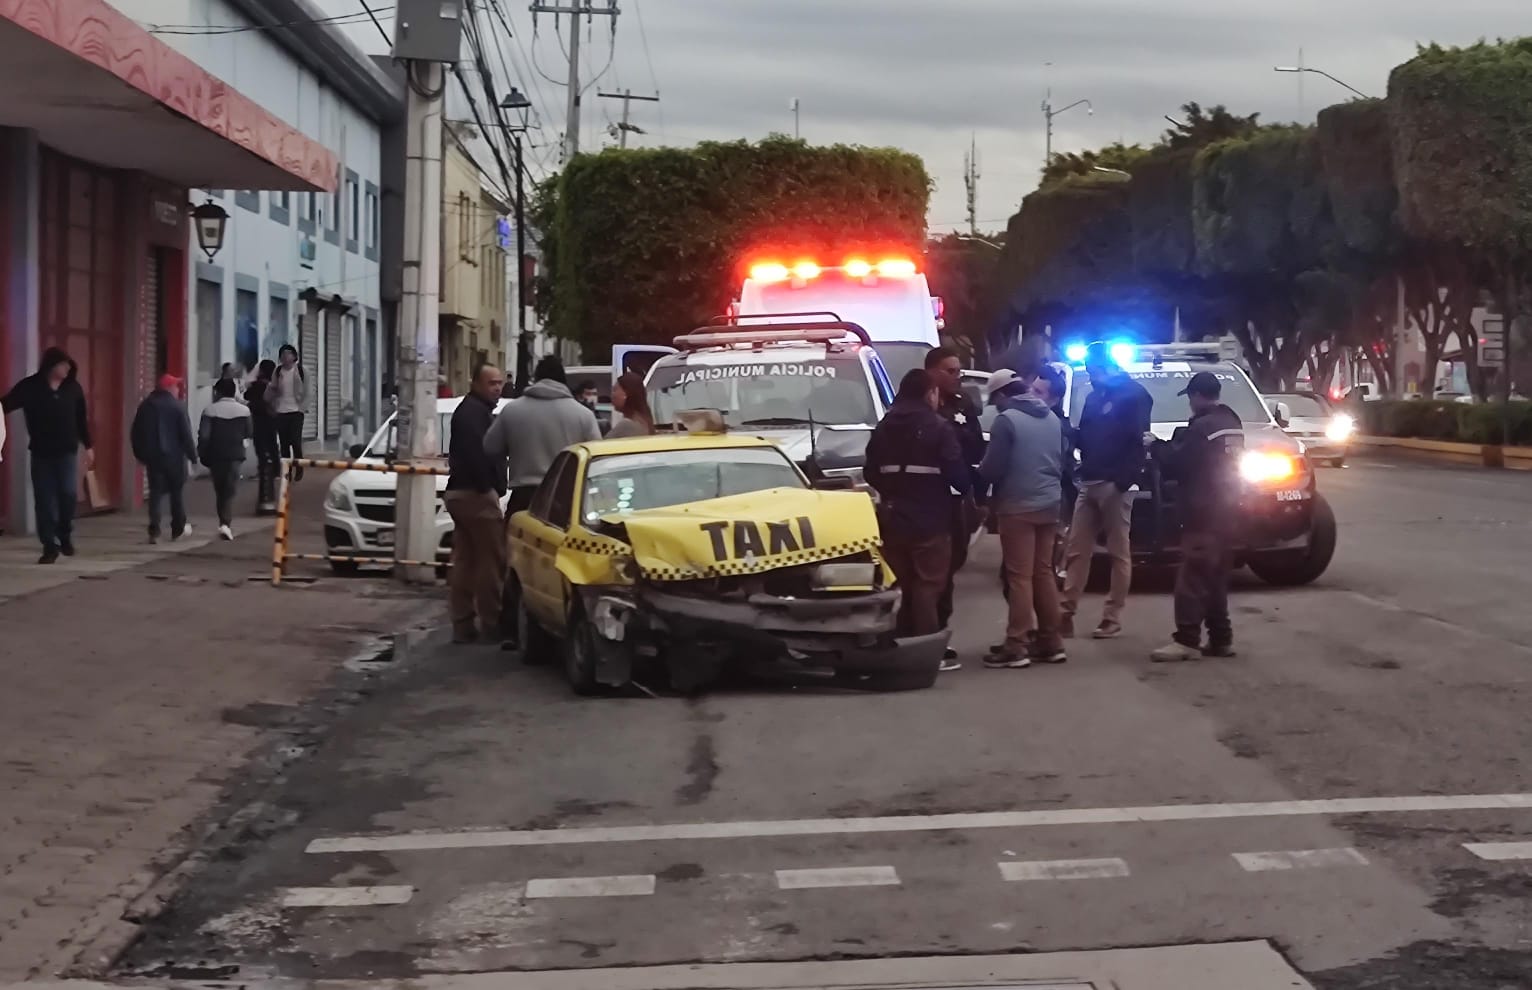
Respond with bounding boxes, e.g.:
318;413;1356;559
0;473;444;980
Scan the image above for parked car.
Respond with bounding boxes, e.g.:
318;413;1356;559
1266;391;1353;467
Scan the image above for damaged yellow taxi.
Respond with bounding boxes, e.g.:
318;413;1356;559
506;429;947;695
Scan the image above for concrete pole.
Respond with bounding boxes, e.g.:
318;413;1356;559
395;62;445;584
514;132;530;391
563;3;582;163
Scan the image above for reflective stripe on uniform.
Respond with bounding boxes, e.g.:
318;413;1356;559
1207;429;1244;440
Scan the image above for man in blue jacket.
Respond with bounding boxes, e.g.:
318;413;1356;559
131;374;199;544
1060;343;1152;640
980;366;1067;668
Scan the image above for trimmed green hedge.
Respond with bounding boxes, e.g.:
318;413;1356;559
1359;399;1532;444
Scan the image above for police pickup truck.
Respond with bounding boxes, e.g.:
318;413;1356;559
1065;343;1336;586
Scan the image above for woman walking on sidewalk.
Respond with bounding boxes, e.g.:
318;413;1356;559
199;378;252;541
269;344;306;480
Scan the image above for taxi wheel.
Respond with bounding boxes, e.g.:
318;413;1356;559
564;618;601;696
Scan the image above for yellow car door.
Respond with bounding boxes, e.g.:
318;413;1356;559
515;450;582;630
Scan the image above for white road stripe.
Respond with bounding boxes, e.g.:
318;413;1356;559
304;792;1532;854
1464;841;1532;861
1233;848;1369;872
775;866;900;889
999;858;1131;881
280;885;414;907
524;874;656;898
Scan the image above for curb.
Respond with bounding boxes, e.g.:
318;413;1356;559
1354;436;1532;471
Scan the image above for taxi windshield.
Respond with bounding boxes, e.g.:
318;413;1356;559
1068;367;1270;425
648;355;876;428
582;447;805;522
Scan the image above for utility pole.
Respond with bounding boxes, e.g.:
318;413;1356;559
789;97;800;139
599;89;659;148
1040;88;1092;171
498;89;534;391
963;135;980;237
530;0;619;163
391;0;462;583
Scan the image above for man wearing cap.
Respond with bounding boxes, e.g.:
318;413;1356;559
131;374;199;543
1060;342;1153;639
1149;371;1244;662
924;347;987;670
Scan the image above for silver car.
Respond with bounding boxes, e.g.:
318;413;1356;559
1266;391;1353;466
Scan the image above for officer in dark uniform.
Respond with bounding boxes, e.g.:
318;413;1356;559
1150;371;1244;662
865;368;972;640
923;347;986;669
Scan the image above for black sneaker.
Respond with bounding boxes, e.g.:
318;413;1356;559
1202;643;1237;658
1030;646;1069;664
59;540;76;557
38;548;59;565
983;651;1032;669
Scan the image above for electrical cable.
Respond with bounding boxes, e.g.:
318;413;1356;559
357;0;391;48
147;7;392;35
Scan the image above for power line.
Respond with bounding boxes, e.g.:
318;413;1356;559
145;7;393;35
357;0;391;48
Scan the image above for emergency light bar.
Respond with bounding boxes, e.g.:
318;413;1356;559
675;318;874;351
748;258;920;283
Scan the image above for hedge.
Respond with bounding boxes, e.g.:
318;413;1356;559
1359;399;1532;445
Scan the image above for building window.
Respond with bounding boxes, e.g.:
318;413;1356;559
236;189;260;212
270;190;291;225
303;192;316;223
365;189;379;251
347;176;360;245
457;193;475;262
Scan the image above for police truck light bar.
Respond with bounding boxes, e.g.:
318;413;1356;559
747;257;921;283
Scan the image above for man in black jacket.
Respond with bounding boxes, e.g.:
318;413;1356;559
865;368;971;639
925;347;986;670
1059;342;1152;640
131;374;199;543
444;362;507;644
1;347;94;563
1150;371;1244;662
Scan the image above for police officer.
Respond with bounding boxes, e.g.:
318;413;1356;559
865;368;972;641
924;347;987;669
1150;371;1244;662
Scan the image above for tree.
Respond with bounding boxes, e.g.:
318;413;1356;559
1041;142;1150;187
1161;102;1262;151
536;137;931;358
926;233;1003;368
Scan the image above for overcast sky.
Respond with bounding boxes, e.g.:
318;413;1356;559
339;0;1532;235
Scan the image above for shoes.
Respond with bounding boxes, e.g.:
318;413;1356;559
938;648;962;672
1092;621;1123;640
218;524;234;541
38;548;59;565
172;524;193;541
1030;645;1069;664
59;540;76;557
147;532;159;545
983;650;1032;669
1059;615;1075;639
452;624;478;645
1202;642;1237;658
1151;640;1202;663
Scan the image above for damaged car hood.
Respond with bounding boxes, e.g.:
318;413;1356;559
607;486;882;582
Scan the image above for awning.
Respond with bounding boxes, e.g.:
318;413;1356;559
0;0;336;191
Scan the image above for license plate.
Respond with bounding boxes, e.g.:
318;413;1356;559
1275;489;1306;502
376;530;395;546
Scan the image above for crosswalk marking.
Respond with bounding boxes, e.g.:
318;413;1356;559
279;885;414;907
1233;848;1369;872
775;866;900;889
999;858;1131;881
525;874;657;898
1463;841;1532;861
303;792;1532;853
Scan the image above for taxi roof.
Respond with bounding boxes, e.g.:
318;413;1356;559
577;433;780;458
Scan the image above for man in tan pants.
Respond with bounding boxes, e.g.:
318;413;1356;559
442;363;507;643
1060;343;1152;639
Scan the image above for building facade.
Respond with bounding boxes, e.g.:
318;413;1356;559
438;135;509;395
1;0;335;535
112;0;404;453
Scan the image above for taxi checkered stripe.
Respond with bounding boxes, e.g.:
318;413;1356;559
637;536;881;582
564;535;625;556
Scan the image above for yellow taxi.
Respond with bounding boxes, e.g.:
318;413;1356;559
506;430;947;695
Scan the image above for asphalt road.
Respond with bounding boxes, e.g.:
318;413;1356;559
119;458;1532;989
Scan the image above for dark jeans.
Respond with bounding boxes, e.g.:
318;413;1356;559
253;417;280;470
275;412;304;464
499;486;539;639
1173;529;1233;648
883;530;953;637
31;451;78;551
146;464;188;538
209;461;240;526
937;497;972;628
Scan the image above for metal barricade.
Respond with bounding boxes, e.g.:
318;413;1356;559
269;457;451;586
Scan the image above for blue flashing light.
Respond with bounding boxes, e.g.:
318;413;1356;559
1109;341;1136;366
1064;343;1088;363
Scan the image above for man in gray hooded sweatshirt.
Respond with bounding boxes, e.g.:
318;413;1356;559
979;366;1067;668
484;354;600;649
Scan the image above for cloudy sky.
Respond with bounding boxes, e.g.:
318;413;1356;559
339;0;1532;235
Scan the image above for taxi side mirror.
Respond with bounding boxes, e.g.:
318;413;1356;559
813;476;855;491
1272;401;1291;428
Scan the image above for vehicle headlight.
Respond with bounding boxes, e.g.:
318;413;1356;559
1325;414;1355;443
1239;450;1298;485
813;562;877;589
325;486;353;512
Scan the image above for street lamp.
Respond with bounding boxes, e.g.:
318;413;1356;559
498;88;535;393
191;199;229;261
1041;90;1092;168
1273;65;1371;100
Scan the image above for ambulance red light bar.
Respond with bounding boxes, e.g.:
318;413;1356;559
746;258;921;282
